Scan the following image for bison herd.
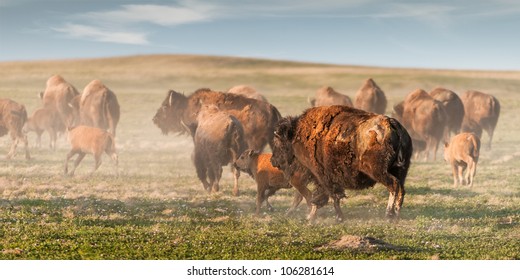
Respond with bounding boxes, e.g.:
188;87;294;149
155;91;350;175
1;75;501;223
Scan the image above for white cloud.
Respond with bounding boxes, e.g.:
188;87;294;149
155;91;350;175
53;23;149;45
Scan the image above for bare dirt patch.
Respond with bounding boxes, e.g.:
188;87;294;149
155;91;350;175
316;235;400;252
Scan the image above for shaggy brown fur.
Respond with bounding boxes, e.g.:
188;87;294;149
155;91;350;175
271;106;412;223
429;87;464;137
354;78;387;114
74;80;120;137
39;75;80;130
309;86;353;107
153;88;281;152
64;125;118;176
183;105;247;196
234;149;312;215
398;89;448;161
0;98;30;160
444;133;480;187
461;90;500;149
227;85;268;102
24;107;61;150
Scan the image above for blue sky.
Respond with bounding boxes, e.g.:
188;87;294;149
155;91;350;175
1;0;519;70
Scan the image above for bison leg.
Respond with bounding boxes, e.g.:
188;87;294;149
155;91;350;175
307;205;319;223
110;152;119;176
451;164;458;187
286;191;303;215
48;127;57;151
457;165;465;186
377;172;404;219
289;173;313;209
231;165;240;196
333;195;344;222
469;160;477;187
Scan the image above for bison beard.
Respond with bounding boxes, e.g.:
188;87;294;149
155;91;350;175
271;106;412;223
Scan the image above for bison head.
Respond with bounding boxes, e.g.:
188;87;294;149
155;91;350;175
153;90;189;135
270;116;298;172
233;149;259;176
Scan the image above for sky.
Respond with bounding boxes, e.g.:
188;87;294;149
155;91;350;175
1;0;519;70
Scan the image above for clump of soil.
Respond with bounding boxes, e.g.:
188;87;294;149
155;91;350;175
316;235;399;251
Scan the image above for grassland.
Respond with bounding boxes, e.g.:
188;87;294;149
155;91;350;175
0;55;519;259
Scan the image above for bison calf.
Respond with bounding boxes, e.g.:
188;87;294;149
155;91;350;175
24;107;61;150
444;132;480;187
234;149;312;216
64;125;118;176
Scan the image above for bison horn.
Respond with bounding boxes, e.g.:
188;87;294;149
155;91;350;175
169;91;174;106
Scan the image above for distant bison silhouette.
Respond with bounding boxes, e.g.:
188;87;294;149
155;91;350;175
354;78;387;114
308;86;353;107
461;90;500;149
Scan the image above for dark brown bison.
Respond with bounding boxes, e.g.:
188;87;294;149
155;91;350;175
460;90;500;149
183;105;247;196
429;87;464;137
39;75;80;130
234;149;312;215
354;78;387;114
308;86;353;107
227;85;268;102
394;89;448;161
271;106;413;223
153;88;281;152
0;99;30;160
74;80;120;137
444;132;480;187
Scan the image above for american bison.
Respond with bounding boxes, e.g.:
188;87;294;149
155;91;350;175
24;107;60;150
461;90;500;149
429;87;464;137
74;80;120;137
227;85;268;102
152;88;281;152
271;106;413;223
182;105;247;196
0;99;30;160
234;149;312;216
308;86;353;107
39;75;80;130
444;133;480;187
64;125;118;176
394;89;448;161
354;78;387;114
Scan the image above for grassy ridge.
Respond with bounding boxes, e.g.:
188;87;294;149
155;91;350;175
0;55;519;259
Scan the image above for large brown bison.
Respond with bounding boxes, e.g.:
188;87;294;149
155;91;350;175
270;106;413;223
39;75;80;130
0;99;30;160
429;87;464;137
354;78;387;114
308;86;353;107
227;85;268;102
394;89;448;161
153;88;281;152
183;105;247;196
460;90;500;149
74;80;120;137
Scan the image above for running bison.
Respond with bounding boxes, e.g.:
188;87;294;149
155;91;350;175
394;89;447;161
461;90;500;149
354;78;387;114
234;149;312;215
24;107;60;150
182;105;247;196
429;87;464;137
153;88;281;152
444;132;480;187
39;75;80;130
308;86;353;107
0;98;30;160
73;80;120;137
271;106;413;223
227;85;268;102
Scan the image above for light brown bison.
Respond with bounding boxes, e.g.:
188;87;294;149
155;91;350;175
394;89;448;161
354;78;387;114
234;149;312;215
0;99;30;160
64;125;118;176
461;90;500;149
271;106;413;223
24;107;61;150
429;87;464;137
444;133;480;187
227;85;268;102
153;88;281;152
74;80;120;137
39;75;80;130
182;105;247;195
308;86;353;107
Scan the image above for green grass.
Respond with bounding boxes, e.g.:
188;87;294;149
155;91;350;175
0;55;519;259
